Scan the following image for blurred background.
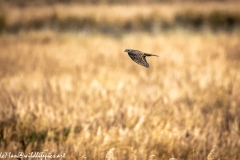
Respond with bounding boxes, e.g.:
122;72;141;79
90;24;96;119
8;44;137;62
0;0;240;159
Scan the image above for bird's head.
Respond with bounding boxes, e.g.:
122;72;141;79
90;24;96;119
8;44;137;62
124;49;131;53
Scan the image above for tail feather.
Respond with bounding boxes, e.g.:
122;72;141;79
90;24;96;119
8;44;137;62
144;53;159;57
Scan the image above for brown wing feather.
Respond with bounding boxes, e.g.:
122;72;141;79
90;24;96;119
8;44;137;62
128;53;150;68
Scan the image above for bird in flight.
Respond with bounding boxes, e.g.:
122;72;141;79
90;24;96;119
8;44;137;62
124;49;158;68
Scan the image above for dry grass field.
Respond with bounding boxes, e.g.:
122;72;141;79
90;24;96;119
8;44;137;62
1;2;240;33
1;2;240;160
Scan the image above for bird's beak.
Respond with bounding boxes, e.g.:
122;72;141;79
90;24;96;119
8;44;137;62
124;50;126;52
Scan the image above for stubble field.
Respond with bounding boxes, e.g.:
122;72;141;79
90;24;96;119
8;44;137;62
1;2;240;160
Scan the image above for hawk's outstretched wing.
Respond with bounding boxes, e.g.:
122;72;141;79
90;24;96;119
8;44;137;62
128;53;150;68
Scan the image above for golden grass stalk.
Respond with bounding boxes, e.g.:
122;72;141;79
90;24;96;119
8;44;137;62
207;146;216;160
105;148;116;160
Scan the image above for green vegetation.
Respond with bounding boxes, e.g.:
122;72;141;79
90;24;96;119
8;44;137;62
0;3;240;33
0;14;6;32
1;10;240;33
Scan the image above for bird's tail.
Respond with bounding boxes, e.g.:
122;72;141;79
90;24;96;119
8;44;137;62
145;53;159;57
